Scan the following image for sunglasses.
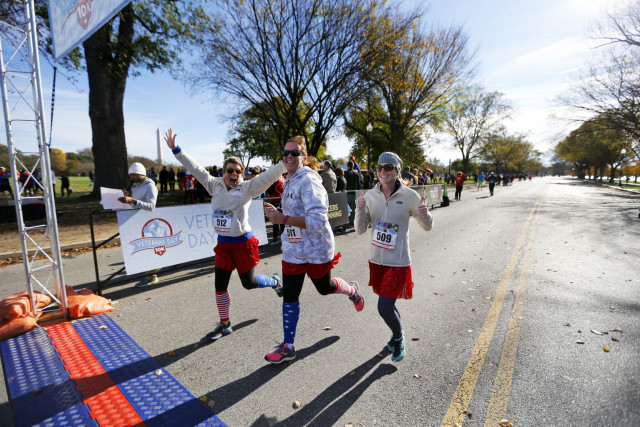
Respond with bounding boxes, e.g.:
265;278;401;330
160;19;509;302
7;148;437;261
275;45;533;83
282;149;303;157
226;168;242;174
376;164;396;172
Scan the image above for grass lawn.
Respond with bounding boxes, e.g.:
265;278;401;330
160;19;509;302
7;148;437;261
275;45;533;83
2;177;192;229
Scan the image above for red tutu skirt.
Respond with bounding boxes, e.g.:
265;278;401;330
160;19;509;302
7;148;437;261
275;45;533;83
368;262;413;299
282;253;341;279
214;236;260;273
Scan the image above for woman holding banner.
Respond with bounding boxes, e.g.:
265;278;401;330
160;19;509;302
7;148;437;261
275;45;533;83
164;129;285;341
262;135;365;364
355;152;434;362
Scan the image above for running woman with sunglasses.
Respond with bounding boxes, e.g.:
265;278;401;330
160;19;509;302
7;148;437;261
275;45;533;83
355;152;433;362
263;135;365;364
164;129;286;341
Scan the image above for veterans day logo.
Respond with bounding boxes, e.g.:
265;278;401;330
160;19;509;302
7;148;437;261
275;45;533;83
129;218;183;256
62;0;95;31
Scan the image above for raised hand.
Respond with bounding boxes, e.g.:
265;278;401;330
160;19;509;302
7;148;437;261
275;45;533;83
356;191;365;209
164;128;177;149
418;195;429;216
264;202;277;215
263;201;283;223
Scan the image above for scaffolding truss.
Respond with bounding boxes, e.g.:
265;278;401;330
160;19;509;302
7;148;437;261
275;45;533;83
0;0;67;317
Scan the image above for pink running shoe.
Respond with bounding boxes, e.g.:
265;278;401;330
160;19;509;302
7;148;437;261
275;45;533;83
264;343;296;364
349;281;364;312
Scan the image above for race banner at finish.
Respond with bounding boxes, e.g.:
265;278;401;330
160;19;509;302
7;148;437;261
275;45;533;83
48;0;133;59
117;200;268;275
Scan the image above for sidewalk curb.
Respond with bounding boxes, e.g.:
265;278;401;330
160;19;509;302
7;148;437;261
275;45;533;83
0;237;121;261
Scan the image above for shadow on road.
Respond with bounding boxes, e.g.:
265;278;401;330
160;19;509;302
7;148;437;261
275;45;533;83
251;350;397;426
203;336;341;414
154;319;260;368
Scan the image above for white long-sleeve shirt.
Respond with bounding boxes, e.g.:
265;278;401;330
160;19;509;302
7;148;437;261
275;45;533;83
355;182;433;267
175;150;285;237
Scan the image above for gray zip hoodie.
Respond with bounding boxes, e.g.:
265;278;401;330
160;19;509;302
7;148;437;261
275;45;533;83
355;182;433;267
130;177;158;211
281;166;335;264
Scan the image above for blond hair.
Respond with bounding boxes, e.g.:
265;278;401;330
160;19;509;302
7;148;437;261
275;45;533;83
286;136;321;171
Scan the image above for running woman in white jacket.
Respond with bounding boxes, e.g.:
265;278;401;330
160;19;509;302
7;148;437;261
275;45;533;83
165;129;285;341
355;152;434;362
263;135;364;364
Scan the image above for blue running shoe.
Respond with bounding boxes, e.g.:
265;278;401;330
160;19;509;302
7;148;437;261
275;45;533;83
391;335;405;362
207;321;233;340
272;273;283;298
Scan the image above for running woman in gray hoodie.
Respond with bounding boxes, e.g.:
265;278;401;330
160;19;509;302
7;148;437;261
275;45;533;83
263;136;364;364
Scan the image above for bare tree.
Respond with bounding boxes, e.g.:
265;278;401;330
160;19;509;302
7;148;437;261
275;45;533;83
592;1;640;49
441;86;512;174
561;1;640;160
0;1;217;194
196;0;385;156
369;14;473;156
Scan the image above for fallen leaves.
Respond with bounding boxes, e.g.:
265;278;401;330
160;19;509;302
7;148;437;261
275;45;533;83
293;400;307;409
322;326;332;331
574;326;623;347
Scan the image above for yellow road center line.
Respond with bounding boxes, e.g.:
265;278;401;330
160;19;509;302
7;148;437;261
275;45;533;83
441;200;541;427
484;201;541;425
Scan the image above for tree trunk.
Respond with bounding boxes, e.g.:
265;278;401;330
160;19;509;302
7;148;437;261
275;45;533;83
82;9;134;197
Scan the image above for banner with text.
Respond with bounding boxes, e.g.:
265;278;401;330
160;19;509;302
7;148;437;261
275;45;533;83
117;200;267;275
49;0;132;59
327;192;349;227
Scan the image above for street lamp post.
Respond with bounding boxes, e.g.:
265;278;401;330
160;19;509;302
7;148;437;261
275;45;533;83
366;123;373;174
619;148;627;187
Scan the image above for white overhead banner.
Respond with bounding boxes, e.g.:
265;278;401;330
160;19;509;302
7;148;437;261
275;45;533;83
48;0;133;59
117;200;268;275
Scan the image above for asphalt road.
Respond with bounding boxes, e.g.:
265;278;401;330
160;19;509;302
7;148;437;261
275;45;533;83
0;177;638;426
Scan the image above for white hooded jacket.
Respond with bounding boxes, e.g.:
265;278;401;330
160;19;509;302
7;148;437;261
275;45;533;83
280;166;335;264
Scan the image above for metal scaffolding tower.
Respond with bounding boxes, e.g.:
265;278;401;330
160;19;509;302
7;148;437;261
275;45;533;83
0;0;67;317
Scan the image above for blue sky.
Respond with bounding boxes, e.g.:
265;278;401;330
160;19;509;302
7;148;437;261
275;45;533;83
1;0;620;168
